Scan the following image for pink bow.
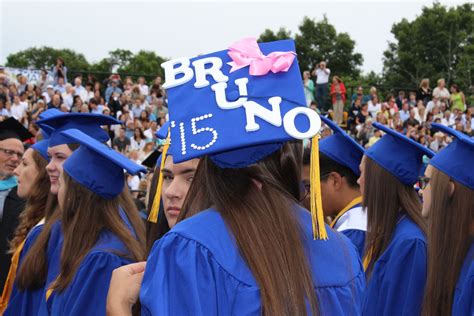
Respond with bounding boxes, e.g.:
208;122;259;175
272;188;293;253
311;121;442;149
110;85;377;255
227;37;296;76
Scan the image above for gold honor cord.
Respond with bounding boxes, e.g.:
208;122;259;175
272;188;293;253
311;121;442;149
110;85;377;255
147;133;170;223
310;135;328;240
330;196;363;228
0;240;26;313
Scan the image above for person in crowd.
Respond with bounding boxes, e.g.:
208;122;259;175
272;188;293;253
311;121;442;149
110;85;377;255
421;124;473;315
105;80;123;104
432;78;450;105
130;127;146;152
329;76;346;125
417;78;432;104
449;84;466;113
11;95;29;125
113;127;131;154
47;94;61;110
303;70;315;107
318;116;366;257
0;118;32;291
38;129;145;315
137;77;149;96
1;134;51;314
313;61;331;113
360;122;434;315
53;77;66;95
400;101;411;123
51;58;67;84
88;98;103;115
38;70;54;93
367;94;381;119
395;90;405;109
347;98;361;134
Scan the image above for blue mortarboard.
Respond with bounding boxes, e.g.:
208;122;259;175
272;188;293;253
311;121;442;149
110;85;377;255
164;38;320;168
366;122;434;185
36;113;121;147
31;140;50;162
37;109;64;139
430;123;474;189
155;121;170;139
319;116;364;176
61;129;146;199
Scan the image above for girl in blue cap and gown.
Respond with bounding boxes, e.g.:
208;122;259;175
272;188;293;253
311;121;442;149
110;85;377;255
360;122;434;315
38;129;146;315
318;115;367;258
138;38;365;315
421;124;473;316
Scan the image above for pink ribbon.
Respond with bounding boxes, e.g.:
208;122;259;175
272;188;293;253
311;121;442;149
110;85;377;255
227;37;296;76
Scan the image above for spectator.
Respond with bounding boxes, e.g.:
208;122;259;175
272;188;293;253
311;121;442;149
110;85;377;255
395;91;405;109
403;109;420;129
130;127;146;151
79;104;90;113
11;95;28;124
416;78;432;104
356;117;374;147
376;112;388;125
441;110;454;127
355;102;370;129
432;78;450;105
54;76;66;95
303;71;315;107
413;101;426;123
399;102;410;122
89;98;103;114
105;79;123;103
30;99;46;121
62;85;74;110
71;95;83;113
138;77;149;96
73;77;87;102
38;69;54;93
51;57;68;84
351;86;365;104
144;120;158;141
16;75;28;94
132;98;145;118
369;86;378;100
366;129;382;148
384;94;398;116
47;94;61;110
154;98;168;118
329;76;346;125
347;98;361;134
408;91;417;107
84;82;94;103
368;94;381;119
449;84;465;112
113;127;131;154
60;103;69;113
425;95;439;114
313;61;330;113
389;112;404;132
42;85;54;104
138;141;155;161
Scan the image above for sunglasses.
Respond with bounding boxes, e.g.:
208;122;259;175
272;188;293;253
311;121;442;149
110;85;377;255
418;176;431;190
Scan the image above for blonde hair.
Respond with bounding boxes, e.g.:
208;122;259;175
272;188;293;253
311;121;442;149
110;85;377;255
420;78;429;88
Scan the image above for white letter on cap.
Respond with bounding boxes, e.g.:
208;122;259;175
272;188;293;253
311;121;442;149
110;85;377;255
161;58;194;89
243;97;282;132
211;78;249;110
192;57;229;88
283;107;321;139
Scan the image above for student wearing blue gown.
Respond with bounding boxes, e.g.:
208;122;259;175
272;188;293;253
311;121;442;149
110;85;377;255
36;129;146;315
0;116;50;314
420;124;473;316
359;122;435;315
132;38;366;315
318;115;367;258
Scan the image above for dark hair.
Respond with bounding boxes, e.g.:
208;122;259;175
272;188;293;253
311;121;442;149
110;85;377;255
89;98;98;105
178;143;319;315
385;94;394;102
134;127;145;141
422;168;474;315
450;84;460;93
362;156;427;277
319;152;359;188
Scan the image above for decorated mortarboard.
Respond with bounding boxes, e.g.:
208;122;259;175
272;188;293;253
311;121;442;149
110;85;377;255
366;122;434;185
0;117;33;141
60;129;146;199
36;113;121;147
161;38;328;239
430;123;474;189
319;116;364;176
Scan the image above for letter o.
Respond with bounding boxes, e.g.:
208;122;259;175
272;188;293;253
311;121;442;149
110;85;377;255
283;107;321;139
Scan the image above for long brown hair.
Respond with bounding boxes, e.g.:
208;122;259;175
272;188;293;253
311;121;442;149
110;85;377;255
179;143;319;315
422;168;474;316
363;156;427;277
9;150;50;253
51;172;145;292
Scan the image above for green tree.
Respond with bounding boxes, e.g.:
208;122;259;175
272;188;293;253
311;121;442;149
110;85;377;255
5;47;90;74
382;3;474;91
258;16;363;79
119;50;167;79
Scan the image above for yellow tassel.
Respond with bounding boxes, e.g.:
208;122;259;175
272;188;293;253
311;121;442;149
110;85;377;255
363;247;373;271
147;131;170;223
310;135;328;240
0;240;25;313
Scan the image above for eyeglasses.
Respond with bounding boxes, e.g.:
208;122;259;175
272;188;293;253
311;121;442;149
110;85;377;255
418;176;431;190
0;147;24;160
299;173;332;202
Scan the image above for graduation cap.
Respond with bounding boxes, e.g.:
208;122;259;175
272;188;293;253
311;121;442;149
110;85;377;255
61;129;146;199
162;38;327;239
141;150;161;169
37;109;64;139
0;117;33;141
319;116;364;176
31;140;50;162
36;113;121;147
366;122;434;185
430;123;474;189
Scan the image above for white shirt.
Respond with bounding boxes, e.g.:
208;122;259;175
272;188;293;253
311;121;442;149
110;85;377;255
11;102;28;121
144;128;156;140
368;101;381;118
315;68;331;84
333;205;367;232
128;175;140;191
139;84;149;96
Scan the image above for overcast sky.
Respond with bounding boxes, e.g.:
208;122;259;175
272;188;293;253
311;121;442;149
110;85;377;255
0;0;466;74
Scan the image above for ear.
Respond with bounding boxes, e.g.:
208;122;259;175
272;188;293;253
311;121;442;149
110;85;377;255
332;172;343;191
448;180;455;197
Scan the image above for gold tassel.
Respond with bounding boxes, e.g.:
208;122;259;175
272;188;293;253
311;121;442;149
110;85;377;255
310;135;328;240
147;132;170;223
363;247;373;271
0;240;26;313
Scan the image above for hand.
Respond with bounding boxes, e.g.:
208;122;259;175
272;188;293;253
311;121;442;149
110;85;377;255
106;262;146;316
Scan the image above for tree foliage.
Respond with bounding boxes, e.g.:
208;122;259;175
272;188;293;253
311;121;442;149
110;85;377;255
258;16;363;79
383;2;474;91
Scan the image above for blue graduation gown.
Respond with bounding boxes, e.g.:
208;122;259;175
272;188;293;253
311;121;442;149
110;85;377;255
452;243;473;315
38;211;136;316
4;223;44;316
140;205;366;315
362;216;427;316
332;203;367;258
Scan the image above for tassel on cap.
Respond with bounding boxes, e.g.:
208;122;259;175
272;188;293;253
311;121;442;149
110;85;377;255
310;135;328;240
147;131;170;223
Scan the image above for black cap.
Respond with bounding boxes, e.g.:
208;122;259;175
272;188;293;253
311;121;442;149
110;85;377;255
141;150;161;169
0;117;34;141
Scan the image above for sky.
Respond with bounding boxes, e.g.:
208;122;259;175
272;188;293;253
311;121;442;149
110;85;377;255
0;0;466;74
